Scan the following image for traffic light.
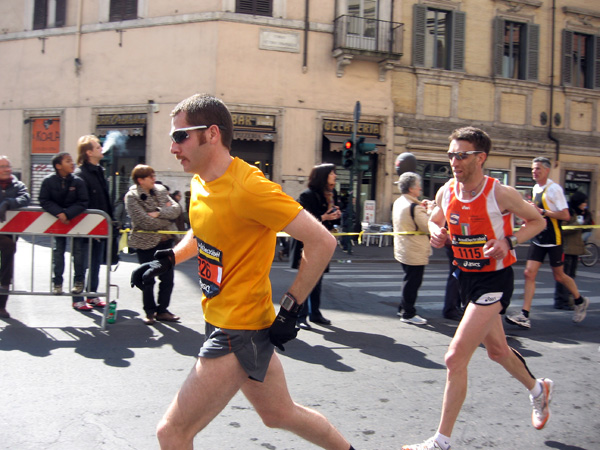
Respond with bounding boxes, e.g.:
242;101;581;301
356;136;376;171
342;139;354;168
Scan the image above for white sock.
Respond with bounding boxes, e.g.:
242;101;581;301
433;432;451;450
529;379;542;398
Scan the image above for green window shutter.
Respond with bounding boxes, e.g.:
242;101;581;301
451;11;466;71
594;35;600;89
526;23;539;81
493;17;505;77
33;0;47;30
562;29;573;86
55;0;66;27
236;0;272;17
412;4;427;67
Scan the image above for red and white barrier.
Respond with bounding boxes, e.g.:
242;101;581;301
0;210;109;236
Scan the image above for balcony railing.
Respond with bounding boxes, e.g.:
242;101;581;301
333;15;403;57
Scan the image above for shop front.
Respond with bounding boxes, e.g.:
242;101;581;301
229;112;276;179
95;113;147;203
321;119;383;226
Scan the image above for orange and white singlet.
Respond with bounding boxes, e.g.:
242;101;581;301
441;176;516;272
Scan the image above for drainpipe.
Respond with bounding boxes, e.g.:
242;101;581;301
548;0;560;165
302;0;309;73
74;0;83;74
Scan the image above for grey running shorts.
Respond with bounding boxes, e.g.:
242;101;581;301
458;266;514;314
199;322;274;382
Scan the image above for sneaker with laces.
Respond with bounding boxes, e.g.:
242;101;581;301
52;284;63;295
86;297;107;308
573;297;589;323
73;301;93;311
505;312;531;329
402;437;446;450
530;378;554;430
400;315;428;325
71;281;85;295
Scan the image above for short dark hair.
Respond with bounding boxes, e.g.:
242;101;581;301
52;152;71;172
308;163;336;193
171;94;234;150
449;127;492;155
131;164;155;185
532;156;551;168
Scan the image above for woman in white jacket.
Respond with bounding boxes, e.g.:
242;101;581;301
393;172;432;325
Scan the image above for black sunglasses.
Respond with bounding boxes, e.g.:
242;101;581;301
170;125;208;144
447;151;483;161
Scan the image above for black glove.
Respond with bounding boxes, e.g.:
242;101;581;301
268;308;299;351
130;249;175;290
0;201;9;222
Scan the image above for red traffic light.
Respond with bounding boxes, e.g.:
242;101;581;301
344;139;353;150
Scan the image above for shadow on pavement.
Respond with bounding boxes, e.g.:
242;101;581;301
0;310;203;367
283;325;446;372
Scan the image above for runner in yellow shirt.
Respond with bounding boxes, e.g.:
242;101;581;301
131;93;355;450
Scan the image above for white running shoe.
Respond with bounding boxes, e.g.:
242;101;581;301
505;312;531;329
530;378;554;430
402;437;446;450
573;297;589;323
400;315;428;325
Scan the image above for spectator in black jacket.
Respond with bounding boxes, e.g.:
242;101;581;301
74;135;113;307
39;152;90;309
291;163;341;329
0;156;31;319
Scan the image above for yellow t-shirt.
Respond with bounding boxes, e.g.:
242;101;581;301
189;157;302;330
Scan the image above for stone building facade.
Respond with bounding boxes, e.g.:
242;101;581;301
0;0;598;235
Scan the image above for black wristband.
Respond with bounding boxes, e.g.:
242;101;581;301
505;235;517;250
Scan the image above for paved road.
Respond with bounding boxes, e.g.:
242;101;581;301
1;241;598;449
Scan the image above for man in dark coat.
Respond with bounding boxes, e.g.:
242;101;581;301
39;152;90;308
0;156;31;318
74;135;113;306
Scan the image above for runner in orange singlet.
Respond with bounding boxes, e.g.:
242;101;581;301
402;127;552;450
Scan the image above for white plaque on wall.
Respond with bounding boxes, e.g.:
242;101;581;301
259;29;300;53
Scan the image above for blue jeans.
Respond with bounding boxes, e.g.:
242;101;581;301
52;237;86;285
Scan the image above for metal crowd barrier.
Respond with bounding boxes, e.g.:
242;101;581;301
0;207;117;329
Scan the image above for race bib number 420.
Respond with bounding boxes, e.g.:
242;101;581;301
196;238;223;298
452;234;490;270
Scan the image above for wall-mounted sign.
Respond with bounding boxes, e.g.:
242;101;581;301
31;118;60;154
259;29;300;53
565;170;591;183
231;113;276;131
323;120;381;136
97;113;147;126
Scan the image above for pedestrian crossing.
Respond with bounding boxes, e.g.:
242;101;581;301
278;264;598;311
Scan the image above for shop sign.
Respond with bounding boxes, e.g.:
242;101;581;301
97;113;147;126
231;113;275;130
322;120;380;136
31;118;60;154
565;170;591;183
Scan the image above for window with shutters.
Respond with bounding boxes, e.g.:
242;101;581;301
562;30;600;90
412;4;465;71
236;0;273;17
110;0;138;22
493;18;539;81
33;0;66;30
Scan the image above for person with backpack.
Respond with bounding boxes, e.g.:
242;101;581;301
392;171;432;325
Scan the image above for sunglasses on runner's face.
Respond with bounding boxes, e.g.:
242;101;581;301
170;125;208;144
447;151;483;161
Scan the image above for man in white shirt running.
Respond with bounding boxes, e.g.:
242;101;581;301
505;156;590;329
